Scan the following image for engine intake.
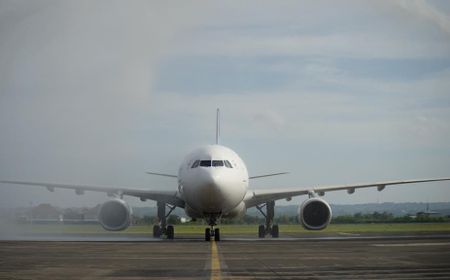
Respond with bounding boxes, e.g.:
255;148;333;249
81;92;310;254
298;198;332;230
98;199;132;231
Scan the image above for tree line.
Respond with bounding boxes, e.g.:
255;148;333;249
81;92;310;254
332;211;449;224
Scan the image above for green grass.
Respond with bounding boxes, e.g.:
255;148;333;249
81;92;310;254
281;223;450;233
10;223;450;235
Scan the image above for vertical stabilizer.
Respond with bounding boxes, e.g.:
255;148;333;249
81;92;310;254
216;108;220;145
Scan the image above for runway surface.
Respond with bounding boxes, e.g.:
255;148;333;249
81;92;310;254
1;233;450;279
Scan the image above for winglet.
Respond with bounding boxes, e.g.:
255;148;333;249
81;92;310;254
216;108;220;145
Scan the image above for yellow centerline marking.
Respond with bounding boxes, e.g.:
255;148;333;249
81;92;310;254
210;241;221;280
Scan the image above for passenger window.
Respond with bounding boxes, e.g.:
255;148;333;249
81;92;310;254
212;160;224;167
200;160;212;167
224;160;233;168
191;160;200;168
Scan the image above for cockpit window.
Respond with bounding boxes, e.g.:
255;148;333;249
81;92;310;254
193;160;232;168
199;160;212;167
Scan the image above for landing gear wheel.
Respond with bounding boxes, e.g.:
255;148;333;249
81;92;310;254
214;228;220;241
271;224;279;238
167;225;174;240
205;228;211;241
258;225;265;238
153;225;161;238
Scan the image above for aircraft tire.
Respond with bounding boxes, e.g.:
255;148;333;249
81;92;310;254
167;225;174;239
258;225;265;238
153;225;161;238
205;228;211;241
214;228;220;241
271;224;279;238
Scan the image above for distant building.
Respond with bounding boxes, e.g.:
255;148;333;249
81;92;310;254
416;211;442;218
416;203;442;218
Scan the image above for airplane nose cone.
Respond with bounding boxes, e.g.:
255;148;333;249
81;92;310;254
201;171;223;193
196;170;226;210
182;167;247;215
205;172;221;187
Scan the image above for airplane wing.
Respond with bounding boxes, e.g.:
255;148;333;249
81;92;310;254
0;180;185;208
244;178;450;208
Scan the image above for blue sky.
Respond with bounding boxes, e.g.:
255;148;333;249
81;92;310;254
0;0;449;208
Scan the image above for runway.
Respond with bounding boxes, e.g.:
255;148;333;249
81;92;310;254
1;234;450;279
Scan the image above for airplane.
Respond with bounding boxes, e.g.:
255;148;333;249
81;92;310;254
1;109;450;241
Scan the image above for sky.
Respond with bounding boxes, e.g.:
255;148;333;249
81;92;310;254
0;0;450;208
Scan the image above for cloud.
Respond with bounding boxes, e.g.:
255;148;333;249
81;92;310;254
151;61;450;151
1;1;449;206
252;111;286;130
0;1;213;153
398;0;450;35
166;1;450;60
0;1;212;206
175;32;449;59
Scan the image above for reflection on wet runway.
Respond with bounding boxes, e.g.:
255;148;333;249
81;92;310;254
2;232;450;242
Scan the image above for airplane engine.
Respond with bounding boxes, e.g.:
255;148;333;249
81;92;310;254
222;201;246;219
298;198;332;230
98;199;132;231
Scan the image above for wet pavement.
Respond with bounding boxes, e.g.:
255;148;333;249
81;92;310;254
1;233;450;279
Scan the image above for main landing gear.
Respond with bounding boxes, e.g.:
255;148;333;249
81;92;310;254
152;201;176;239
205;215;220;241
256;200;279;238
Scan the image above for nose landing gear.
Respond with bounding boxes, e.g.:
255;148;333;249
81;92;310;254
205;227;221;241
205;215;221;241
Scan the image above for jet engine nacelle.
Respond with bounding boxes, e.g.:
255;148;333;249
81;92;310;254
298;198;332;230
98;198;132;231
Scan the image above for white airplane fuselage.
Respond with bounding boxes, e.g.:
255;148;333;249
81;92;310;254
178;145;248;219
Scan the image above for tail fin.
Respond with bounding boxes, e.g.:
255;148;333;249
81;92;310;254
216;108;220;145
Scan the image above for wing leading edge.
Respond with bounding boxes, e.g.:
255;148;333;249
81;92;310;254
0;180;185;208
244;178;450;208
2;178;450;210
